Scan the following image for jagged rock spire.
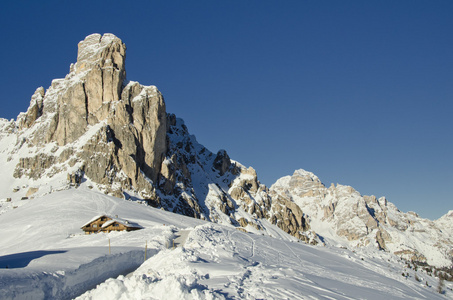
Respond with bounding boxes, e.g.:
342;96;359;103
14;33;166;199
50;33;127;145
75;33;126;122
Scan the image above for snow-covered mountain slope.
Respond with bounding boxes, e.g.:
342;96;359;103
0;190;450;299
270;169;453;267
436;210;453;233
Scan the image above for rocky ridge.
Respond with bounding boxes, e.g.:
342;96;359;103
270;170;453;266
1;33;451;267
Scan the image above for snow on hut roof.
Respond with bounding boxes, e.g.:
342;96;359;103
81;215;143;229
101;217;142;229
81;215;107;228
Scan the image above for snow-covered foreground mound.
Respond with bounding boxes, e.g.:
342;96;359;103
78;224;450;300
0;190;450;299
0;189;204;299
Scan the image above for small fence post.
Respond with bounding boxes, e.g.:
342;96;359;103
144;241;148;261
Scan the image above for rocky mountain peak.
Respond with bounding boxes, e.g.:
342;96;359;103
10;33;166;200
17;33;128;147
75;33;125;75
293;169;319;180
288;169;323;191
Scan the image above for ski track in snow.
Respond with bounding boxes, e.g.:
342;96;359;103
229;230;256;259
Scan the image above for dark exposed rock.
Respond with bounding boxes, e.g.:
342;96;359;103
213;150;231;176
17;87;44;129
14;154;56;180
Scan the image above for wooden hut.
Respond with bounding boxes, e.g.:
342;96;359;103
81;215;142;234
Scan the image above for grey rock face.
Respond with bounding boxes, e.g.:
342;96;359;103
80;34;126;124
213;150;231;176
52;80;88;145
17;87;44;130
14;154;56;180
13;33;166;200
53;33;126;145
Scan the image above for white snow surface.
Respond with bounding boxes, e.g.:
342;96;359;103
0;190;450;299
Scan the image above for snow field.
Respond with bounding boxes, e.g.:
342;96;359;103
0;190;204;299
79;223;450;299
0;190;451;299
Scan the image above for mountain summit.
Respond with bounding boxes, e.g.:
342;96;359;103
1;33;452;269
14;33;165;198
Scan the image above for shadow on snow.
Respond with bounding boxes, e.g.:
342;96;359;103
0;250;67;269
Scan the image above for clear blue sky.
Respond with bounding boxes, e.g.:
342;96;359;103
1;1;452;219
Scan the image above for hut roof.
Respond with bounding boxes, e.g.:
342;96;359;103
102;218;142;229
81;214;142;229
81;215;107;228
